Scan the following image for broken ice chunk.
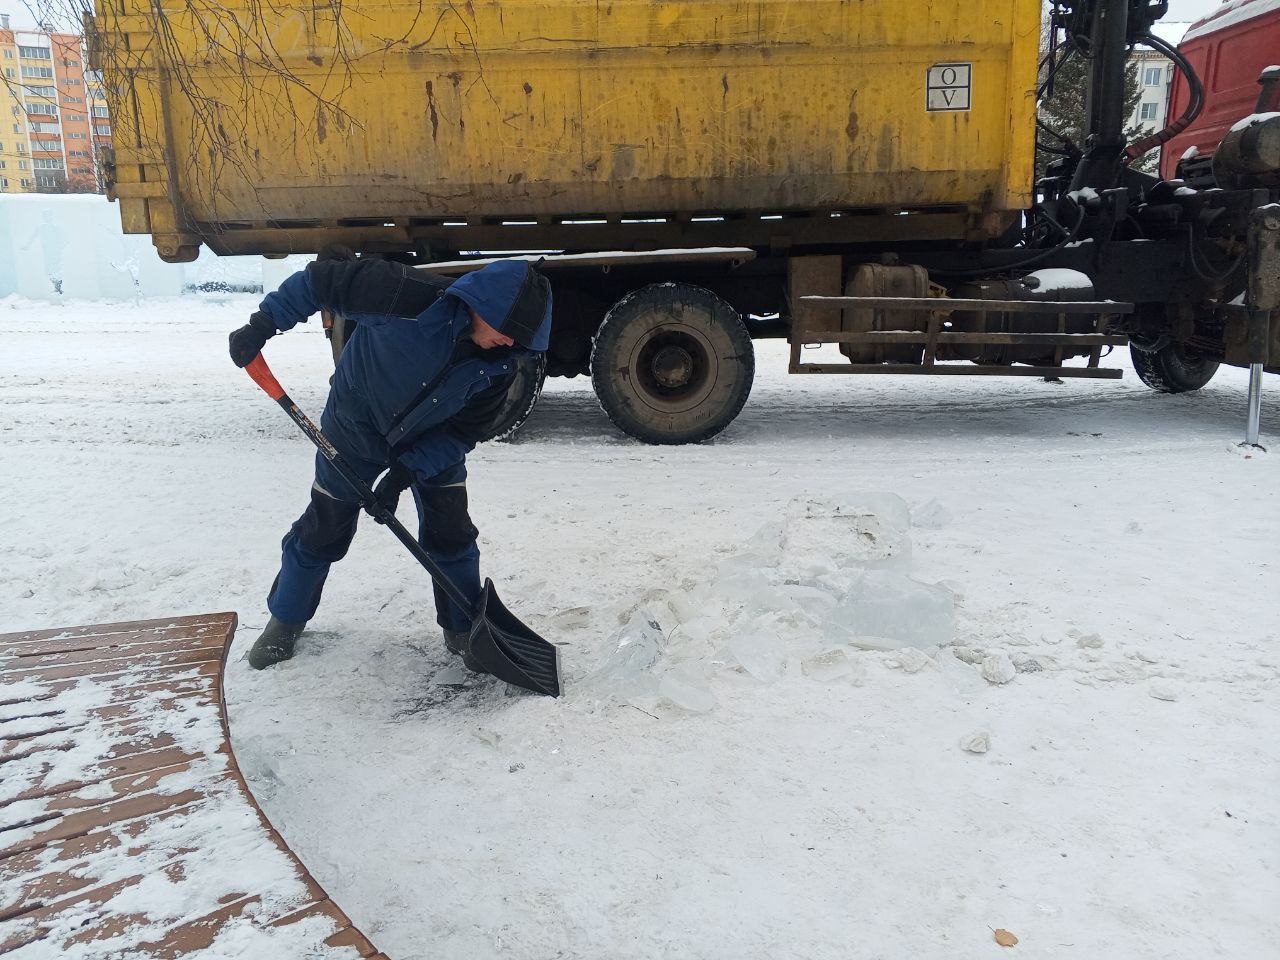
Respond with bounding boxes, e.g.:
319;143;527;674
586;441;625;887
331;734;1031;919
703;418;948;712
583;609;665;696
430;664;470;687
937;650;987;695
888;648;932;674
959;730;991;754
473;727;502;748
831;570;955;649
727;631;784;683
712;566;778;615
777;495;914;578
912;498;953;530
1012;654;1043;673
665;591;701;624
801;648;853;682
669;615;721;651
659;669;717;713
1073;632;1104;649
776;583;839;625
980;653;1017;685
744;519;785;558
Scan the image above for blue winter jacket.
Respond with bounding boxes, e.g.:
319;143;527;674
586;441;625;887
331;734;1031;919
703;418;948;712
259;258;552;482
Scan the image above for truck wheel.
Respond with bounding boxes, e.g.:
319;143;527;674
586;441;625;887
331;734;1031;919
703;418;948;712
1130;342;1219;393
488;353;548;442
591;283;754;444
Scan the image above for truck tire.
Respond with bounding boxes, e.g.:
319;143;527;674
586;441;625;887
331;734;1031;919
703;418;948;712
487;353;547;442
1130;342;1219;393
591;283;754;444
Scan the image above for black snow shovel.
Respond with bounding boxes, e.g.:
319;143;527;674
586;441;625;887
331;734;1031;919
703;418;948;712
245;353;561;697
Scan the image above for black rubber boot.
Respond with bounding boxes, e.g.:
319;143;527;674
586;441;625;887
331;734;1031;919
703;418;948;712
445;628;486;672
248;617;306;670
444;628;470;658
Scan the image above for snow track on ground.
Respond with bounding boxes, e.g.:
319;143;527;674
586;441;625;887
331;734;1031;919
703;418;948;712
3;295;1278;960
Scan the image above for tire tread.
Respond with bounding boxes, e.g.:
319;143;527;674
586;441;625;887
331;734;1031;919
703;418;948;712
590;284;754;444
1130;343;1219;394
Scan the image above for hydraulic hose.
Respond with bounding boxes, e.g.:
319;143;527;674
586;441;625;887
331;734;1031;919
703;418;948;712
1038;42;1078;100
1124;32;1205;164
933;204;1087;279
1184;227;1245;284
1036;41;1082;157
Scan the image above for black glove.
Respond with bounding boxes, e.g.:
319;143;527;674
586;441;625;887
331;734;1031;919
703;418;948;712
228;311;279;367
372;463;413;522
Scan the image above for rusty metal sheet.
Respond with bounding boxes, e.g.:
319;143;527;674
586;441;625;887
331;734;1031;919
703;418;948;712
788;256;844;333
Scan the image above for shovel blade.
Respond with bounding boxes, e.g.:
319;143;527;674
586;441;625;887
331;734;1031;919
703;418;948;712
467;579;561;697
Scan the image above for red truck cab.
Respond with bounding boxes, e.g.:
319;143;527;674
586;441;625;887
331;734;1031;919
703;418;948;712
1161;0;1280;181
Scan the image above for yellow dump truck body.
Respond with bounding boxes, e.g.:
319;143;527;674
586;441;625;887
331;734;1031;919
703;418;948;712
92;0;1041;260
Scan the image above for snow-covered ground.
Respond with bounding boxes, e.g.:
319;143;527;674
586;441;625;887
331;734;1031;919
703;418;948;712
3;294;1278;960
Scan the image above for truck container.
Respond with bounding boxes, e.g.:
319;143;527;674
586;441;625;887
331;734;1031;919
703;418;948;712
91;0;1039;262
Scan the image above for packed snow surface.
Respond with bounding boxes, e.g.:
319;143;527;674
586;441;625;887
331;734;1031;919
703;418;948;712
1022;268;1093;293
1230;111;1280;133
3;295;1279;959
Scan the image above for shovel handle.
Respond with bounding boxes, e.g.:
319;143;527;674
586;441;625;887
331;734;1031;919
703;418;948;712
245;354;286;401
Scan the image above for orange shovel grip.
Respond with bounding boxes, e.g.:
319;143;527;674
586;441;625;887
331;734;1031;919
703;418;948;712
245;354;286;402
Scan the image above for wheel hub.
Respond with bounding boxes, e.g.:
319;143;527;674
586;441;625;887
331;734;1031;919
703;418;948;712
651;344;695;388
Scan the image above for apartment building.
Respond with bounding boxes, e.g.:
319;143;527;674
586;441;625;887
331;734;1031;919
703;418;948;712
0;13;110;194
1;14;27;193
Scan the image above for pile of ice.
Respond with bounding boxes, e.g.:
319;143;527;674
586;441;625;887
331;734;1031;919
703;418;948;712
581;495;957;712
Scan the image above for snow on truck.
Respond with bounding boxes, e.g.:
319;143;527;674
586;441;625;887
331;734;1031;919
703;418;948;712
87;0;1280;444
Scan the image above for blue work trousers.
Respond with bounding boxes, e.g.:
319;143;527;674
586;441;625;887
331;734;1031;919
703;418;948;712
266;442;480;632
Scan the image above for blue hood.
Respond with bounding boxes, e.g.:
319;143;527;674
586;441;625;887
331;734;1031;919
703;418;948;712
443;260;553;352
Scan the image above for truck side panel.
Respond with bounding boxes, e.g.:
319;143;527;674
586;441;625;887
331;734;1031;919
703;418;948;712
93;0;1040;258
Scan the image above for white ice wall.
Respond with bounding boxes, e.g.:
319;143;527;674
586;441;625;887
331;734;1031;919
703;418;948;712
0;194;182;300
0;194;311;301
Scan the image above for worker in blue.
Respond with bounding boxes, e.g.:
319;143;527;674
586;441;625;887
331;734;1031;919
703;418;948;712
228;254;552;670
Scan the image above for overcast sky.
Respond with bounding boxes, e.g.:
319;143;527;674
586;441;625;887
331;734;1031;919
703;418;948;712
1163;0;1230;21
0;0;1240;36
